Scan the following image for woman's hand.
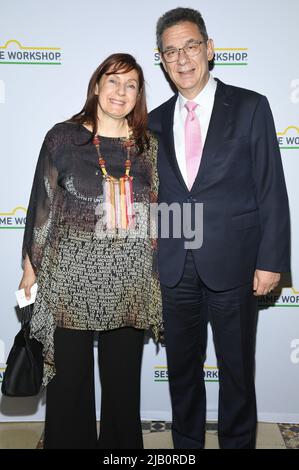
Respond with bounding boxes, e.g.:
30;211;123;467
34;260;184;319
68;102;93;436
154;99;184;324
19;255;36;300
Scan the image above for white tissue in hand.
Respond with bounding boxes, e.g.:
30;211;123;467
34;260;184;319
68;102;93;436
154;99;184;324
15;283;38;308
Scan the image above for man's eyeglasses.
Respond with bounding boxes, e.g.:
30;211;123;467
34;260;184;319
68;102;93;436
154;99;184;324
162;40;207;63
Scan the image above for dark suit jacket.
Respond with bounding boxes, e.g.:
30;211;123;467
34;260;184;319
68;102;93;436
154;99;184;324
148;79;291;290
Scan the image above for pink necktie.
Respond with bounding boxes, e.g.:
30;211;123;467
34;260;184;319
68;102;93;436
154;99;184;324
184;101;203;190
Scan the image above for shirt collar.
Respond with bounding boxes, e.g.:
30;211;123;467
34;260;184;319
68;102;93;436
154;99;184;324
178;74;217;112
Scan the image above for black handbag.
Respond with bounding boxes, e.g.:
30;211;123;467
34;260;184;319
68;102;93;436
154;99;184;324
1;304;43;397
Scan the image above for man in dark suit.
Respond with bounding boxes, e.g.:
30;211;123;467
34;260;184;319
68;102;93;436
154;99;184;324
148;7;290;449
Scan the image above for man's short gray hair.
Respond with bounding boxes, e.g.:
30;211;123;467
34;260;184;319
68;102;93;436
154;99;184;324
156;7;209;52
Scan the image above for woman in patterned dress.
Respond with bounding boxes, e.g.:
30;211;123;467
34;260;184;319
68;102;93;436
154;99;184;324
19;53;162;449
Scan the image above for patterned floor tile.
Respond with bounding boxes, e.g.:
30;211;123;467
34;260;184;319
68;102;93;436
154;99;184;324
36;421;299;449
278;423;299;449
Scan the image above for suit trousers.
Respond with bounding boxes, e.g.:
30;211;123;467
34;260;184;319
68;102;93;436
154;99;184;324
44;326;144;449
161;251;258;449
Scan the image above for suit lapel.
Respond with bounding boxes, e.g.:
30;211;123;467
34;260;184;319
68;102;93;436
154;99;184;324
162;95;190;192
160;80;233;193
191;79;232;191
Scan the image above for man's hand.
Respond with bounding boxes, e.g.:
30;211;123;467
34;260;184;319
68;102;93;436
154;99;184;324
253;269;280;296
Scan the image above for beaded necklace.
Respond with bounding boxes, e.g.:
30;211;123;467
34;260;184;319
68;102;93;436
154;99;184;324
92;122;135;230
92;121;135;179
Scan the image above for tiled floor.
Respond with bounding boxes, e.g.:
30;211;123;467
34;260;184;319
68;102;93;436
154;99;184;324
278;424;299;449
142;422;287;449
0;421;298;449
0;422;44;449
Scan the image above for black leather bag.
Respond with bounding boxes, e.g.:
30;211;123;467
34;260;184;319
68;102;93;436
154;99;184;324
1;305;43;397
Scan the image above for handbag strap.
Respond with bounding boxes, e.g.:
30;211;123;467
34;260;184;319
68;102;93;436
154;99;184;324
21;304;33;328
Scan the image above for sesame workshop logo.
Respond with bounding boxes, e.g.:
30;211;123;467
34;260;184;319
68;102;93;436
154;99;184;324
0;207;27;229
0;338;5;384
154;48;161;66
153;365;219;382
0;366;5;385
214;48;248;66
277;126;299;150
259;287;299;308
0;39;62;65
153;47;248;66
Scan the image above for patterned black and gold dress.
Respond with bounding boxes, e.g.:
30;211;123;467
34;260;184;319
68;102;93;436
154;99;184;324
22;122;162;386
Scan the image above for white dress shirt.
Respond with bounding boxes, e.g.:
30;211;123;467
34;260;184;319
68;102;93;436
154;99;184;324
173;74;217;185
